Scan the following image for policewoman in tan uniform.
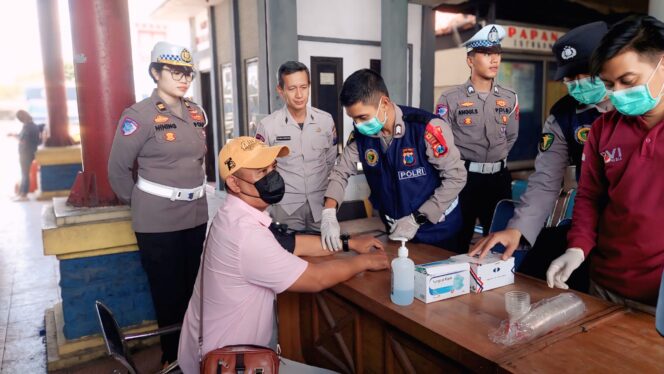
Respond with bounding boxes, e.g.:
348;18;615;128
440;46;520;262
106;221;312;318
436;24;519;252
255;61;337;231
108;41;208;365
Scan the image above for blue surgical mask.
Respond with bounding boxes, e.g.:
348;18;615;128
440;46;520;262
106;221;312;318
565;76;607;105
609;57;664;116
355;99;387;136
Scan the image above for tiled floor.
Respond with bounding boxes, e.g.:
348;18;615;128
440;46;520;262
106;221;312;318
0;187;226;373
0;197;59;373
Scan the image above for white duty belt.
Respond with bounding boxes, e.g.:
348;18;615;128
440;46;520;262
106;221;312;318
467;159;506;174
136;176;206;202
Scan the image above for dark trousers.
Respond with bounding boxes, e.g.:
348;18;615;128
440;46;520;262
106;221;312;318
19;151;35;195
456;167;512;253
135;223;206;364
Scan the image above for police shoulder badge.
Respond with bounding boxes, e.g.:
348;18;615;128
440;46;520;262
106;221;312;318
539;132;554;152
346;131;356;146
121;118;139;136
575;126;591;144
402;148;415;166
424;123;448;158
436;103;448;118
156;102;167;112
365;148;379;166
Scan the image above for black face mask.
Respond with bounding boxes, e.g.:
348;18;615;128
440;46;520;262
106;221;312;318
237;170;285;204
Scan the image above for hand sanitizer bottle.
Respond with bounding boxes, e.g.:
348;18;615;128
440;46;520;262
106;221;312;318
391;238;414;306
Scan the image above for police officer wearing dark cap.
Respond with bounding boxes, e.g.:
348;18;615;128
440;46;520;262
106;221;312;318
470;22;612;283
436;24;519;253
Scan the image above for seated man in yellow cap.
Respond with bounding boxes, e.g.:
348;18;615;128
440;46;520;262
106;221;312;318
177;137;388;373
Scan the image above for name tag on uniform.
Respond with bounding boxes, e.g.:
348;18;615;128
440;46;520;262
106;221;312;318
398;167;427;180
276;136;291;141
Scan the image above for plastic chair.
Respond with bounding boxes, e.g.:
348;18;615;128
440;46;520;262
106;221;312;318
557;188;576;226
95;301;181;374
487;199;527;269
511;179;528;201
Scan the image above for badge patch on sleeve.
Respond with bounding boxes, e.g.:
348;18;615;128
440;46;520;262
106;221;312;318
121;118;139;136
539;133;554;152
436;104;448;118
255;133;265;142
424;123;449;158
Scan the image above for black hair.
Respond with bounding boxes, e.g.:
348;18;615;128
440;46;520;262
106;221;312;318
590;15;664;77
278;61;310;88
339;69;389;107
148;62;195;83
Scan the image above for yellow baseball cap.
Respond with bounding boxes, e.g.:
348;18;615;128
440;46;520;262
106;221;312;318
219;137;289;181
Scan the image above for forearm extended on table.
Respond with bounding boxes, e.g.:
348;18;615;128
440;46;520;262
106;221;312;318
287;256;368;292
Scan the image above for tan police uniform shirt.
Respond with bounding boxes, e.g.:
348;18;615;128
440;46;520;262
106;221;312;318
436;79;518;162
108;89;209;233
325;104;467;223
506;100;612;245
255;105;337;223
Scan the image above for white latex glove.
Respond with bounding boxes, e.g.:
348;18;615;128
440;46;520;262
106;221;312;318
320;208;342;251
387;214;420;241
546;248;585;289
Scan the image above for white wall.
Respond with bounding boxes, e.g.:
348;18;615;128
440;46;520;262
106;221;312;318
296;0;423;144
296;0;422;202
297;0;382;41
434;47;469;103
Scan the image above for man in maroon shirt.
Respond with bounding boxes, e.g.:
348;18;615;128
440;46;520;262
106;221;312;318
546;15;664;313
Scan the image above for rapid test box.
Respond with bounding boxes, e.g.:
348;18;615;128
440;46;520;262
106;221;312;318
450;253;515;293
414;260;470;303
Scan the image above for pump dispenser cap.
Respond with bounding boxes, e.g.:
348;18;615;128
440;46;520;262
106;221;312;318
396;238;408;257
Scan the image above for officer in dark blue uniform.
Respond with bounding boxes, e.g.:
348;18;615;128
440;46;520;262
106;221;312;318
470;22;612;288
320;69;467;251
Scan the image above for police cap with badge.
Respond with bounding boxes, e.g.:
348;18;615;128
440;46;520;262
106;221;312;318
151;41;194;67
462;24;506;54
552;21;608;80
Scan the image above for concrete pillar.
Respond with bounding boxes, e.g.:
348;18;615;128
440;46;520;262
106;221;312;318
36;0;74;147
265;0;298;112
381;0;408;104
420;6;435;111
649;0;664;20
67;0;135;207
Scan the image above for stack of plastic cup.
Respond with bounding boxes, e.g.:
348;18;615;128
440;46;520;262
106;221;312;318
505;291;531;321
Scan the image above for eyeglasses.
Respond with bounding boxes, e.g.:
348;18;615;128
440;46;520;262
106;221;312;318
163;67;196;82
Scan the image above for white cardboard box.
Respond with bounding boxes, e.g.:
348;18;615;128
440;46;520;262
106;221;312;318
450;253;515;293
414;260;470;303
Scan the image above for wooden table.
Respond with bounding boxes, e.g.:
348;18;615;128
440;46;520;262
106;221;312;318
277;218;664;373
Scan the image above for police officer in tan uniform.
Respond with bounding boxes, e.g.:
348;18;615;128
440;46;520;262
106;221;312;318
108;41;208;366
436;24;519;252
255;61;337;231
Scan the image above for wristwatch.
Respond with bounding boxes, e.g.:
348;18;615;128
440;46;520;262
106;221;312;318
340;233;350;252
413;210;428;226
